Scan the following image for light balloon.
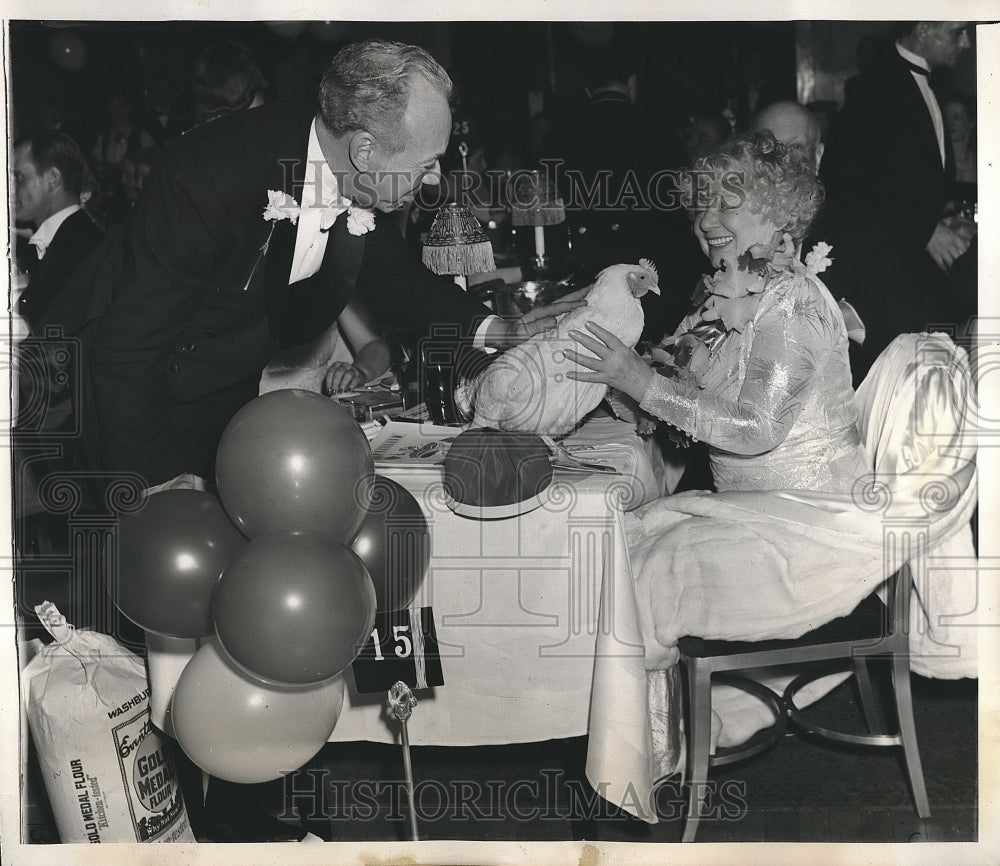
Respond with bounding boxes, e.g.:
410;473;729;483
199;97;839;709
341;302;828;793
171;639;345;784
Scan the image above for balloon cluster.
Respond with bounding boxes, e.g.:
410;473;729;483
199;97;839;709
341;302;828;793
109;390;430;783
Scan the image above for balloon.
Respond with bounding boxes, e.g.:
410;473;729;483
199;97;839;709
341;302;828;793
110;490;247;638
215;390;374;540
351;476;430;611
171;639;345;784
48;32;87;73
213;531;377;685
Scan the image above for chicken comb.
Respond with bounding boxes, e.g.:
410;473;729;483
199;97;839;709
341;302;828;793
639;258;657;276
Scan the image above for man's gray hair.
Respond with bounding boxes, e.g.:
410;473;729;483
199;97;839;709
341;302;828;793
318;40;452;154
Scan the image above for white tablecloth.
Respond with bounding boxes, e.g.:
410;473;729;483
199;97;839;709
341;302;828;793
330;456;659;821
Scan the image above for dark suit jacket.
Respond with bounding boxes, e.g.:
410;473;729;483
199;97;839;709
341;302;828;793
18;209;105;333
818;46;955;379
48;102;490;485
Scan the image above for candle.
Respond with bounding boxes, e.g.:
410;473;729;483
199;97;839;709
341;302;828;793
534;224;546;258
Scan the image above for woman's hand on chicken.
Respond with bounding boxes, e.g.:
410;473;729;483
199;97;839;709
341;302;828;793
563;321;653;403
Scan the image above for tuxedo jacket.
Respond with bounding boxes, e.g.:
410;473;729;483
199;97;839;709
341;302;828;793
820;47;953;260
817;48;955;378
47;102;490;485
18;209;105;333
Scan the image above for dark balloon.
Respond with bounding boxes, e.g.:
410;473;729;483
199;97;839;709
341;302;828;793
215;390;375;541
213;531;377;685
109;490;246;638
171;638;345;784
351;476;430;611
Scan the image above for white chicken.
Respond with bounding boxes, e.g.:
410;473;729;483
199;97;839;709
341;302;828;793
471;261;660;435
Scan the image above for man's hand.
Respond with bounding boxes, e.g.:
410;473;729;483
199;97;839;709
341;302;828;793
484;296;588;349
927;218;975;272
144;473;207;496
322;362;366;395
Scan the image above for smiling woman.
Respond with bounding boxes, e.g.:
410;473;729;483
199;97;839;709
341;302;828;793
568;130;864;495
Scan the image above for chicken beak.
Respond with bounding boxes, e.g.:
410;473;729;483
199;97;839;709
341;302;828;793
627;272;661;297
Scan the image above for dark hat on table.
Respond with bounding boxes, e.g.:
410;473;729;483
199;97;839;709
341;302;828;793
443;429;553;518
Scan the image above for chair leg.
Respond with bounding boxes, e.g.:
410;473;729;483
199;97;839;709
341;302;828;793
682;661;713;843
852;656;883;733
890;653;931;819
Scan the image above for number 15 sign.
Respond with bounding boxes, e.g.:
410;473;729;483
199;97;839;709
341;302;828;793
351;607;444;694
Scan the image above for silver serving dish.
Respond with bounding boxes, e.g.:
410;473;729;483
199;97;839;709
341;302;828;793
473;279;577;317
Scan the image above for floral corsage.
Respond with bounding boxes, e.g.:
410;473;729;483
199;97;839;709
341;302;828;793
607;233;798;446
804;240;833;275
263;189;301;224
345;205;376;236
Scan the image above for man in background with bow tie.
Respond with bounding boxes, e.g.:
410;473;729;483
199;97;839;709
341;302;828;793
818;21;974;383
12;133;105;561
47;39;579;494
12;133;104;333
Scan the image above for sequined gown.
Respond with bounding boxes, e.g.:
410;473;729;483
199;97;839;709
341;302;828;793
640;263;870;493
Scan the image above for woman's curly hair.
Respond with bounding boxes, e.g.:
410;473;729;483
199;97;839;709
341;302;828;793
684;130;825;241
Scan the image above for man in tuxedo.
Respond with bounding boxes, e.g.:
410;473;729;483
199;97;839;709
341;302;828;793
51;40;579;493
13;133;104;332
819;21;973;383
12;133;105;556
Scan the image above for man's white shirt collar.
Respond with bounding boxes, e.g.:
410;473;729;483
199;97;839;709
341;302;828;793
288;119;351;284
896;41;932;74
28;203;81;260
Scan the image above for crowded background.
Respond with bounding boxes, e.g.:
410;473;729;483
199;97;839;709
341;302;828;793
10;20;979;349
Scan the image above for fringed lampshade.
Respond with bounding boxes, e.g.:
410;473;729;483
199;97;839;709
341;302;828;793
509;170;564;263
422;203;496;288
510;170;565;228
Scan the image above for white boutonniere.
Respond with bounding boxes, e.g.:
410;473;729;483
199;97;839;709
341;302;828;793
346;204;376;236
804;240;834;275
263;189;301;224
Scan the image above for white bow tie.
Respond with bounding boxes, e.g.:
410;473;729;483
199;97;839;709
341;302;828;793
318;201;350;233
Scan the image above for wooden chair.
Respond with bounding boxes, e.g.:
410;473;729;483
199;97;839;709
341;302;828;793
676;561;930;842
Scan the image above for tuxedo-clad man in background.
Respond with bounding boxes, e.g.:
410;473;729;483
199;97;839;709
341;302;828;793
12;134;106;560
13;133;104;332
818;21;974;384
49;39;580;495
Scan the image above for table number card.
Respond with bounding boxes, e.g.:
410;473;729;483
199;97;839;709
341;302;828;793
351;607;444;694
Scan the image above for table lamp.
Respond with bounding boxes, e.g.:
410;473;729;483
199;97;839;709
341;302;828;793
422;202;496;291
510;169;565;275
